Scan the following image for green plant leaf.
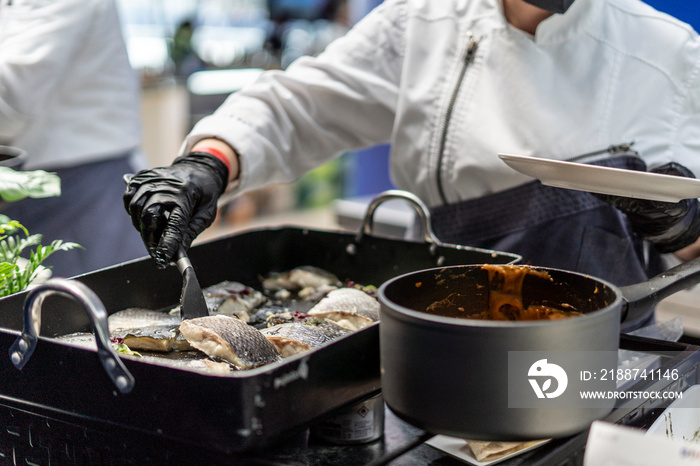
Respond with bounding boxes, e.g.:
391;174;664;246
0;164;80;296
0;167;61;201
0;219;27;236
0;222;83;297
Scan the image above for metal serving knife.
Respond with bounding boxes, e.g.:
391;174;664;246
176;246;209;320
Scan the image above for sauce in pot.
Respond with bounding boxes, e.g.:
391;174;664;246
426;265;583;321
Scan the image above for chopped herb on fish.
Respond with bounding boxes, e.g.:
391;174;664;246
247;303;288;328
115;342;142;357
265;310;310;327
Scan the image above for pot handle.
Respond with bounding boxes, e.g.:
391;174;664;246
619;255;700;324
8;278;135;394
356;190;443;247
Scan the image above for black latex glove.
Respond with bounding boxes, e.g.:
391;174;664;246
596;162;700;253
123;152;228;268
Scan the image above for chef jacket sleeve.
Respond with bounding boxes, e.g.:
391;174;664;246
182;0;407;195
674;61;700;179
0;0;96;141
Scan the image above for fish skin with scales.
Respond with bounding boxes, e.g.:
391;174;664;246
179;315;281;370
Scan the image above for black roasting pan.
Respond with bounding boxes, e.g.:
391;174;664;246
0;191;520;454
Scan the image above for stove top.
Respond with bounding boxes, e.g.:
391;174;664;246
1;334;698;466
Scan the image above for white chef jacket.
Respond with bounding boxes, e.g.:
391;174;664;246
185;0;700;208
0;0;142;171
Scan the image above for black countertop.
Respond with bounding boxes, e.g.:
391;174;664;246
190;403;594;465
0;385;682;466
5;336;700;465
230;407;448;466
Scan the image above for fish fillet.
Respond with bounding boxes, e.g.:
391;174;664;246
111;324;191;352
179;315;281;370
298;317;352;339
204;281;267;322
262;266;339;293
264;313;351;339
55;332;97;350
108;308;180;330
261;323;333;357
308;288;380;330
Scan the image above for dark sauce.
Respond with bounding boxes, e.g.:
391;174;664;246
426;265;583;321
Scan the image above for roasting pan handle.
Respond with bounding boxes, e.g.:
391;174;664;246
358;190;443;247
9;278;135;394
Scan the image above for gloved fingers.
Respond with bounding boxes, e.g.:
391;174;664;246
595;192;687;218
156;202;219;267
593;193;639;211
125;183;209;267
139;200;172;260
127;183;186;260
595;162;696;212
123;174;139;217
122;154;228;267
155;206;190;268
125;178;188;229
651;162;695;178
594;161;700;251
124;188;148;231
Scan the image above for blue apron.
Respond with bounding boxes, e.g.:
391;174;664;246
429;155;664;331
0;155;148;278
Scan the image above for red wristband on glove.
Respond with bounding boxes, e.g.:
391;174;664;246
194;147;231;175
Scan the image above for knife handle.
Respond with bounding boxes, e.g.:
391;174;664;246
176;247;192;274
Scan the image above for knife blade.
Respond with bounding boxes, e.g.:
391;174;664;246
176;247;209;320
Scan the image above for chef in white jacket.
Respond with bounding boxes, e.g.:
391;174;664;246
125;0;700;328
0;0;148;276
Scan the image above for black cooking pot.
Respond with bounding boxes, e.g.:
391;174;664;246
0;145;27;169
378;257;700;440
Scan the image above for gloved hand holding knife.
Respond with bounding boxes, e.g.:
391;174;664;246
123;140;235;268
595;162;700;254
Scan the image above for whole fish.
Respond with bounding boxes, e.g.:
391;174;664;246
308;288;380;330
179;315;281;370
261;323;333;357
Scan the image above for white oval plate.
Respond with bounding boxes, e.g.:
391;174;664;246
498;153;700;202
645;385;700;442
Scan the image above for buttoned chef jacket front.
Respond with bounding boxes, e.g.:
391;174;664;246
184;0;700;208
0;0;141;170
